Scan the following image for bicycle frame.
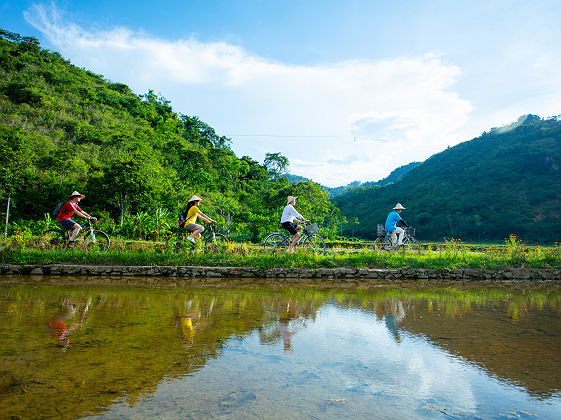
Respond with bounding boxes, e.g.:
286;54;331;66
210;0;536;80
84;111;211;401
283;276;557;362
375;227;417;251
263;223;325;252
40;218;110;251
275;226;309;246
79;219;96;241
61;219;96;242
183;223;218;242
167;223;229;252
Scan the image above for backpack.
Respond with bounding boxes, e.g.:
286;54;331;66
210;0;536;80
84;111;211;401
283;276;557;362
52;202;64;218
178;211;186;227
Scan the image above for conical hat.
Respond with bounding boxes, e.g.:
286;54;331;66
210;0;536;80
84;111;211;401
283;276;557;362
188;195;203;203
69;191;85;199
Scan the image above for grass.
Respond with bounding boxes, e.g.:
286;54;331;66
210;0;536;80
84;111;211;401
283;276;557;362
1;234;560;270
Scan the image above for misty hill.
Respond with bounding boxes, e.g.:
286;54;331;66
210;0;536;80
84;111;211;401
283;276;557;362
334;115;561;243
329;161;422;198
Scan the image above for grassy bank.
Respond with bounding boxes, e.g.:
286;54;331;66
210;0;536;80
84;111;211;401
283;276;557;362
1;236;560;270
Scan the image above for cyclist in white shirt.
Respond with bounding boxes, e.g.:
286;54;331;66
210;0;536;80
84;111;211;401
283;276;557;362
281;196;310;252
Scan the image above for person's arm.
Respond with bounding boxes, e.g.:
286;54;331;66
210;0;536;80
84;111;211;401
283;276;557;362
198;211;216;224
292;207;309;224
398;219;410;228
73;204;94;219
79;210;94;219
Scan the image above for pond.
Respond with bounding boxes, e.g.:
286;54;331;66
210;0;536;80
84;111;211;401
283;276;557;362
1;276;560;419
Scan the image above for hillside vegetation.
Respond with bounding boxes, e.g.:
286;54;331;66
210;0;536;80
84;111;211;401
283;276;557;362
0;29;340;240
335;115;561;243
329;161;421;198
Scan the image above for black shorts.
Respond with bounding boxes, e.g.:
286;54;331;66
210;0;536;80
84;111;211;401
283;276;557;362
281;222;298;235
59;218;78;230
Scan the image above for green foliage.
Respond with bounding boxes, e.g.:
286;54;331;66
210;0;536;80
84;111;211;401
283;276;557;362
0;30;341;241
335;115;561;244
1;236;561;269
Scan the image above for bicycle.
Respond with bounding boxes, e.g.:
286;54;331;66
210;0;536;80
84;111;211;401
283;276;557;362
373;224;420;252
166;223;229;253
263;221;326;253
39;218;110;251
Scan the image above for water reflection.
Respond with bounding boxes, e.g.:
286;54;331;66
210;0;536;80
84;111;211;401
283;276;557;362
47;297;91;350
0;278;560;419
383;299;406;342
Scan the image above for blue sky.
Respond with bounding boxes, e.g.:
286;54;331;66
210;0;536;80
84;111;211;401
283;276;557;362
2;1;561;186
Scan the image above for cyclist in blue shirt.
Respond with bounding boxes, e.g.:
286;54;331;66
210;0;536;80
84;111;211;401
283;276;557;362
385;203;410;246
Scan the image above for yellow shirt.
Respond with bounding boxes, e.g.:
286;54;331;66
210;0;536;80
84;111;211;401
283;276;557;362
185;206;201;225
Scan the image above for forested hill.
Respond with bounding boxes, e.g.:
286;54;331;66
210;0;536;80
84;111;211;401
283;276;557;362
329;161;421;198
334;115;561;243
0;29;339;240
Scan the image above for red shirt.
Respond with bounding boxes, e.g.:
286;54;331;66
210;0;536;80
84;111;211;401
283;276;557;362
57;201;83;222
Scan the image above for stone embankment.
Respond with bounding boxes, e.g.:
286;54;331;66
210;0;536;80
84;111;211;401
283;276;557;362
1;264;560;287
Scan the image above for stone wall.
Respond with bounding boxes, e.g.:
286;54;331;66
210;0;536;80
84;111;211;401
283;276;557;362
1;264;559;288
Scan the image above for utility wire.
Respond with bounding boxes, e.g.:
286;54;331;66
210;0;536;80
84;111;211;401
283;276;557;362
226;133;443;150
226;134;391;142
226;134;341;138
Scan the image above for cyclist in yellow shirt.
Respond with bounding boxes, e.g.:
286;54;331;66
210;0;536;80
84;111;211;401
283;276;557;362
180;195;216;243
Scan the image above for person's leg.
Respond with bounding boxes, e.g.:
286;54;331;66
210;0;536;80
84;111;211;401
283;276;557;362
395;227;405;245
69;223;81;241
390;230;397;245
191;225;204;239
60;219;81;241
183;224;201;243
289;225;302;250
185;224;204;239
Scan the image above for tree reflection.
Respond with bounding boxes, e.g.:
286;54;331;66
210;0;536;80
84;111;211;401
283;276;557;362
0;282;560;418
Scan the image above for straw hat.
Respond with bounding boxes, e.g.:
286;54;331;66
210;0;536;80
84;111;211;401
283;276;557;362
287;195;298;204
69;191;85;199
393;203;406;210
188;195;203;203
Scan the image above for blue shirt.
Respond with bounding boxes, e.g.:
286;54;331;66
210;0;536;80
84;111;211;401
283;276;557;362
385;210;402;232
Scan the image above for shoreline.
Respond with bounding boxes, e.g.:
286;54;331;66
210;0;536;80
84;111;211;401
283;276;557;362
1;264;560;288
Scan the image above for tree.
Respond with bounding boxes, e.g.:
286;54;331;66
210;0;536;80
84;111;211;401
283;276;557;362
264;152;289;179
0;126;35;235
0;30;346;241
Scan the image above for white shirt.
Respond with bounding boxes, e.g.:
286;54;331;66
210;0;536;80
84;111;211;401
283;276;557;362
281;204;303;224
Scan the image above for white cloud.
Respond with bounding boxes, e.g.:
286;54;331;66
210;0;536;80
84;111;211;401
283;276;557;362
25;2;474;187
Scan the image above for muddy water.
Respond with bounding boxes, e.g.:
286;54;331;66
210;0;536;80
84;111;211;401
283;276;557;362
1;276;560;419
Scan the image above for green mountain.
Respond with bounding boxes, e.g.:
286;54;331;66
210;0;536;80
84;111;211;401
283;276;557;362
334;115;561;243
285;174;311;184
0;29;339;240
329;161;421;198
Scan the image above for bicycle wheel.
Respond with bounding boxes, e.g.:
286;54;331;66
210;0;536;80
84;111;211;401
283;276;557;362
374;235;394;251
264;233;289;251
38;229;66;249
372;236;383;250
81;230;111;251
302;234;326;253
204;233;229;253
403;236;420;253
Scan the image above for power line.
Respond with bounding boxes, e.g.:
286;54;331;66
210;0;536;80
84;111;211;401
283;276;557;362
226;133;443;150
226;134;341;138
353;136;390;143
227;134;391;142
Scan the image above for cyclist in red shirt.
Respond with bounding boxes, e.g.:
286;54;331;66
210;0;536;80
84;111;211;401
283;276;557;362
57;191;95;242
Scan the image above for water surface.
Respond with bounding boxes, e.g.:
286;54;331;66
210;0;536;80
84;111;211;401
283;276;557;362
1;276;560;419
